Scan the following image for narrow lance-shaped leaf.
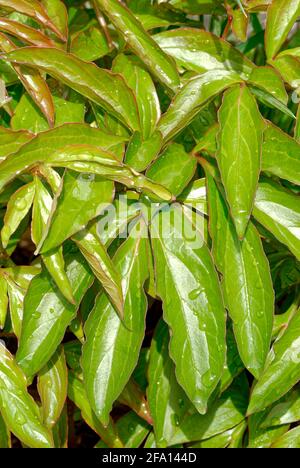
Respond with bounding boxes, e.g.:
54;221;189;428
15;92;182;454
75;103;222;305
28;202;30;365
265;0;300;60
262;123;300;185
82;219;149;426
31;175;75;303
0;126;33;161
253;178;300;261
41;0;68;40
16;251;94;378
113;54;161;139
151;203;226;414
147;319;191;447
206;170;274;379
248;308;300;415
0;33;55;128
67;371;123;448
154;28;255;79
0;123;127;193
0;18;55;47
217;84;263;238
37;347;68;428
0;274;8;329
73;223;124;318
1;181;35;249
0;342;53;448
3;47;140;132
38;170;114;254
158;70;242;142
272;426;300;448
95;0;180;93
0;0;66;41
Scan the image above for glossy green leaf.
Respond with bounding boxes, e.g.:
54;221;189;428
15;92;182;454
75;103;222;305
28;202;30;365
41;0;68;39
0;342;53;448
67;370;123;448
82;220;149;426
178;178;208;215
158;70;242;142
248;66;288;104
146;143;196;197
265;0;300;59
272;426;300;448
95;0;180;93
37;346;67;428
253;178;300;261
0;126;33;161
70;26;109;62
189;421;247;448
125;130;162;172
206;173;274;378
248;308;300;414
32;175;74;303
73;223;123;318
0;18;55;47
262;123;300;185
16;251;94;378
115;412;150;448
0;274;8;329
0;0;66;40
247;409;289;448
263;387;300;427
0;412;10;448
4;47;140;131
147;319;191;447
151;203;226;414
0;123;127;193
154;29;254;79
1;181;35;249
38;170;114;254
217;84;263;238
167;374;249;445
113;54;161;139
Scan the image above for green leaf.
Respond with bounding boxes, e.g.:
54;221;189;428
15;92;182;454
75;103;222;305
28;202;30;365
147;319;191;447
248;307;300;415
82;220;149;426
113;54;161;139
248;66;288;104
95;0;180;93
73;223;124;319
0;126;33;161
206;173;274;378
154;28;254;79
217;84;263;238
16;251;94;378
0;342;53;448
67;370;123;448
178;178;208;215
32;175;74;304
151;203;226;413
167;374;249;445
0;274;8;329
70;25;110;62
247;409;289;448
263;387;300;427
0;123;127;193
38;170;114;254
265;0;300;59
4;47;141;131
253;178;300;261
125;130;162;172
272;426;300;448
1;181;35;249
0;18;55;47
189;421;247;448
0;0;66;40
114;411;150;448
146;143;197;197
262;123;300;185
158;70;242;142
37;346;67;428
0;412;10;448
41;0;68;39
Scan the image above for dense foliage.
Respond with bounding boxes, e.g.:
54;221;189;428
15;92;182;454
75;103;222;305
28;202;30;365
0;0;299;449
